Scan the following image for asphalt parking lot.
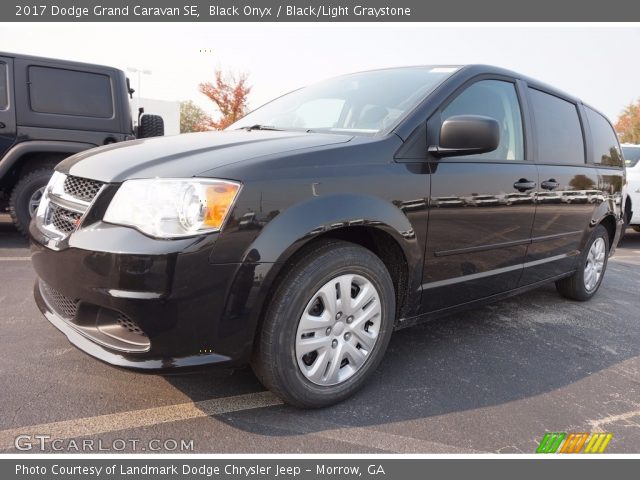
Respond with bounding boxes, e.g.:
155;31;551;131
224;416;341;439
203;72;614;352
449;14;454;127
1;214;639;454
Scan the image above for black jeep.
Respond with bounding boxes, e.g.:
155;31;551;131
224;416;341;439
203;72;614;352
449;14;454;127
0;52;163;235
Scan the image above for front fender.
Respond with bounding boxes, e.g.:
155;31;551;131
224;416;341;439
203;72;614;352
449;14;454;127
247;193;420;265
216;193;425;363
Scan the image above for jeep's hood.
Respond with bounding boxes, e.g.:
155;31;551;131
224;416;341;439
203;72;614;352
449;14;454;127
60;131;353;183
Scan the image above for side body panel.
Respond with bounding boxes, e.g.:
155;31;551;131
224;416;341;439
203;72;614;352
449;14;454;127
0;56;16;159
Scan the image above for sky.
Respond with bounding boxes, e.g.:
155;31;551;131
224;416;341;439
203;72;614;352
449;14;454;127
1;24;638;122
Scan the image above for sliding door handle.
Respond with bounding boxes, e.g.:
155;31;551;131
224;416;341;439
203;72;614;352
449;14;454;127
513;179;536;192
541;179;560;190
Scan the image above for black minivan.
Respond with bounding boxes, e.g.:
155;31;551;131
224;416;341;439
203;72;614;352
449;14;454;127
30;65;625;407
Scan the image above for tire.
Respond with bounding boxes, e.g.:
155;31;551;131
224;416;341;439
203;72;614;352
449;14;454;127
555;224;609;301
633;226;640;233
9;168;54;237
137;114;164;138
620;202;631;241
251;240;396;408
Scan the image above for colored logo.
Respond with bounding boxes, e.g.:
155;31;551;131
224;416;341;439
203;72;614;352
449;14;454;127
536;432;613;453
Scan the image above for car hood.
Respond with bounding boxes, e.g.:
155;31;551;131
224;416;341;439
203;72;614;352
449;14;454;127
60;131;353;183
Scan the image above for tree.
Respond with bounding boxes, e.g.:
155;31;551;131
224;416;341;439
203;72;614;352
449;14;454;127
569;174;595;191
199;70;252;130
180;100;211;133
615;99;640;144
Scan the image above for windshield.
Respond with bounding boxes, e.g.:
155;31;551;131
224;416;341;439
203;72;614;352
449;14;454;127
623;146;640;167
229;66;460;135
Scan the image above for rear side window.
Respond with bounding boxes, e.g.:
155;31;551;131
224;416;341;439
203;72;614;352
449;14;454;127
0;62;7;110
28;66;113;118
441;80;524;161
623;147;640;168
529;88;584;165
585;107;623;167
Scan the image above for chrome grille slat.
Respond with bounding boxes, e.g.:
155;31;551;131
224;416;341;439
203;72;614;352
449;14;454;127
48;203;82;234
63;176;105;203
42;174;104;238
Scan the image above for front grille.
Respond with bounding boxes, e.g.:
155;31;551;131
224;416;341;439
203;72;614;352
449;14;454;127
116;314;145;336
63;176;104;203
41;283;79;319
49;203;82;234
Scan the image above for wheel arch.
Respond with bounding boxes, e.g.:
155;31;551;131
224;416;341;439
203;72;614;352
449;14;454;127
225;193;425;362
0;141;96;192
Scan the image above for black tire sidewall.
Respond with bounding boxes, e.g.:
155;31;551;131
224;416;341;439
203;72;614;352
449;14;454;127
9;169;53;236
261;243;395;407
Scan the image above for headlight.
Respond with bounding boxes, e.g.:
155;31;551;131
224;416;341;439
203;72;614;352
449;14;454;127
104;178;241;238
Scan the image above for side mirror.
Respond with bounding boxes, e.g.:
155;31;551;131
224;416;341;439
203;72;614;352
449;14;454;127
428;114;500;157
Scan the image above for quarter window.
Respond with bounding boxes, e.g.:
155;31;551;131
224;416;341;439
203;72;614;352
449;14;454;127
529;88;584;165
441;80;524;161
0;62;7;110
28;66;113;118
585;107;623;167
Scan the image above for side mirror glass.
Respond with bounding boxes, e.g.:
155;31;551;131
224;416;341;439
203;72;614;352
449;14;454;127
429;114;500;157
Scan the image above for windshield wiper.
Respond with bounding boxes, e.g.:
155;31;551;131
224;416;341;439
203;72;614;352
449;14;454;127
237;124;282;131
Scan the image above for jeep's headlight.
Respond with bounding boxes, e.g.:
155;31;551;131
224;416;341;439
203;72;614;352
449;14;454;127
104;178;241;238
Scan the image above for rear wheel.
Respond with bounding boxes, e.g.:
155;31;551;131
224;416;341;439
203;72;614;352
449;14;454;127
9;168;54;236
251;240;395;408
555;224;609;301
633;226;640;233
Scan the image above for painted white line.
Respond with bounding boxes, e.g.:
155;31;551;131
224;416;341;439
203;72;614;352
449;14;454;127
588;409;640;432
0;391;282;450
311;426;483;454
0;257;31;261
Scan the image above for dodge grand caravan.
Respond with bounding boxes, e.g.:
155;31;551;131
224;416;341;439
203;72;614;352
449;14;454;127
30;65;625;407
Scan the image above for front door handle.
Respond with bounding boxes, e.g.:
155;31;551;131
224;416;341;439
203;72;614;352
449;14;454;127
513;179;537;192
541;179;560;190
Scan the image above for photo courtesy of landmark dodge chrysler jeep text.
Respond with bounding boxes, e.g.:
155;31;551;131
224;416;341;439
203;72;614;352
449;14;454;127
30;65;625;407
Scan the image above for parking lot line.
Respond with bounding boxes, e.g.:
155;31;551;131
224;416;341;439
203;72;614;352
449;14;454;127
0;256;31;261
0;391;283;450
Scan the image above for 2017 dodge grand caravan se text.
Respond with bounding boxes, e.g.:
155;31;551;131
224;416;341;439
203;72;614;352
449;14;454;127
30;66;625;407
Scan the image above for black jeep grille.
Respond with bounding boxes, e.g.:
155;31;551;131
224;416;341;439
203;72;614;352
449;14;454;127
41;283;79;319
49;203;82;234
63;176;104;203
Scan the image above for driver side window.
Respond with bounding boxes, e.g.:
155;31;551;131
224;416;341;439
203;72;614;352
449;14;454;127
442;80;524;161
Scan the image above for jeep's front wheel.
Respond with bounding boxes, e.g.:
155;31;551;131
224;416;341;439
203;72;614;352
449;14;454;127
9;168;53;236
251;241;395;408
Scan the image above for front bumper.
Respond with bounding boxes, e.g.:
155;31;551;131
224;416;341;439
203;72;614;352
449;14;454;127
30;221;256;372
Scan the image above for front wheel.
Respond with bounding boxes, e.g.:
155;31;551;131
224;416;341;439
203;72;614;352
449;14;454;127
555;224;609;301
251;240;395;408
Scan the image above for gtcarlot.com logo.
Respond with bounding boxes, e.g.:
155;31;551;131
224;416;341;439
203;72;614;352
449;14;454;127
14;435;194;452
536;432;613;454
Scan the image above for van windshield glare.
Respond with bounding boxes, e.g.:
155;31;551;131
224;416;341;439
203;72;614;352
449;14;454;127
229;66;460;135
